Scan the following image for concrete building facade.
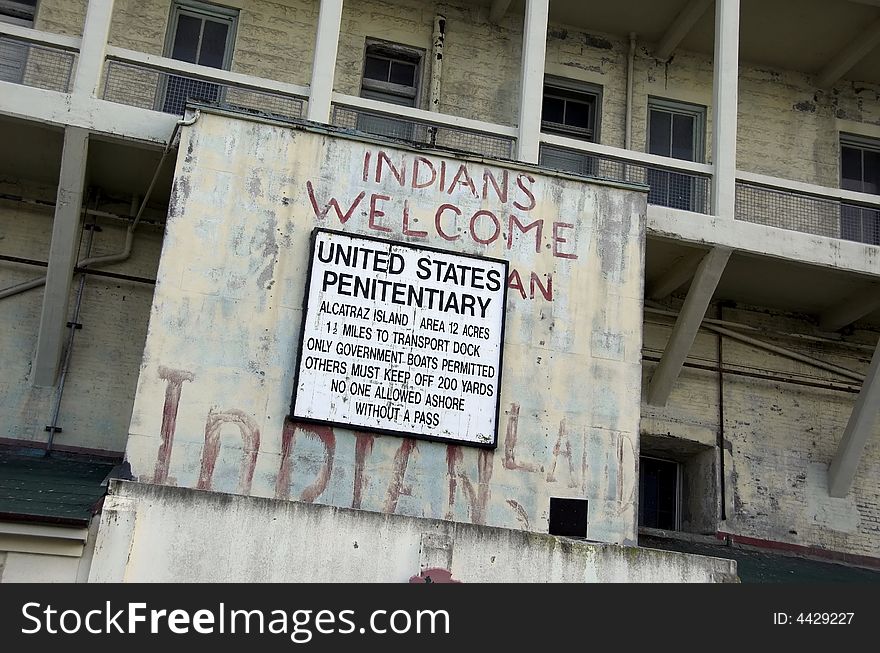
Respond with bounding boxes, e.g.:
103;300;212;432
0;0;878;582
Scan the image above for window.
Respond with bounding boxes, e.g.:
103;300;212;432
0;0;35;26
541;77;601;141
358;40;422;140
638;456;680;531
161;1;238;115
646;98;707;212
539;77;601;177
840;135;880;245
0;0;37;84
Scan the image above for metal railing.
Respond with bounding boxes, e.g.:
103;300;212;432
0;34;75;93
102;55;306;121
539;142;713;214
735;178;880;245
331;101;516;160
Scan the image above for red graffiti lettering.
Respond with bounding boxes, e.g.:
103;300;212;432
482;168;508;203
502;403;540;472
306;181;366;224
383;438;418;513
152;366;194;485
197;408;261;495
469;210;501;245
368;193;392;232
445;446;494;525
507;215;543;253
402;200;428;238
552;222;578;259
546;419;578;488
352;433;375;509
435;203;461;241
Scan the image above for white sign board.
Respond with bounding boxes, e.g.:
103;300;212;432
291;229;508;447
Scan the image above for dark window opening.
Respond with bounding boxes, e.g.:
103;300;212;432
639;456;679;531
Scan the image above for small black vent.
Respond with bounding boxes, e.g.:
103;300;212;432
549;497;588;538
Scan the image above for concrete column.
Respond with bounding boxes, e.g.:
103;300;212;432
710;0;739;219
516;0;549;163
828;337;880;497
306;0;344;123
72;0;116;97
646;247;731;406
33;127;89;387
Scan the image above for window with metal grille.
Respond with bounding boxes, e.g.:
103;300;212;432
161;0;238;115
840;135;880;245
358;40;422;141
647;97;706;212
638;456;680;531
538;77;601;176
541;78;601;141
0;0;36;83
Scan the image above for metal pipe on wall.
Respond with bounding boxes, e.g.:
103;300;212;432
0;110;200;302
643;306;866;383
429;14;446;112
45;199;99;456
625;32;636;150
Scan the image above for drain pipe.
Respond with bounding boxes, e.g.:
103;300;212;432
427;14;446;145
625;32;636;150
0;110;200;301
45;200;99;456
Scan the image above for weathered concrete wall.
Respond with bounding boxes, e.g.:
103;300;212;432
642;305;880;560
123;110;646;544
0;191;161;453
89;480;738;582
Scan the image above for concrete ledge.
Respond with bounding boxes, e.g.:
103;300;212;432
88;480;738;583
648;204;880;278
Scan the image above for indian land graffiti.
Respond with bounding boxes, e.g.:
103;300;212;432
305;149;580;302
148;367;632;529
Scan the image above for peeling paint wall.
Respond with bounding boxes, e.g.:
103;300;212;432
0;189;162;453
89;480;738;582
643;305;880;560
123;111;647;544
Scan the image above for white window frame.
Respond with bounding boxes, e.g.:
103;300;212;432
541;75;602;143
359;39;424;108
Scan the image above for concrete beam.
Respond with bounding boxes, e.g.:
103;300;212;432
828;336;880;497
654;0;714;61
516;0;549;164
646;250;707;300
819;286;880;331
72;0;115;97
647;204;880;279
646;247;732;406
817;17;880;88
33;127;89;387
306;0;344;123
711;0;740;219
0;82;179;144
490;0;513;24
